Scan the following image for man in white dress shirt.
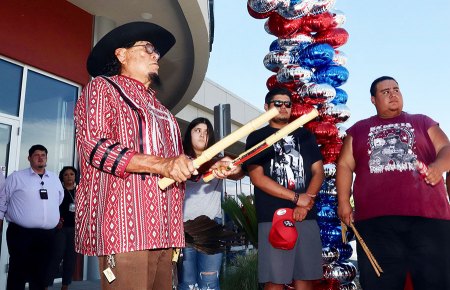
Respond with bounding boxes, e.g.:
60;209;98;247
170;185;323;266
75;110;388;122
0;144;64;290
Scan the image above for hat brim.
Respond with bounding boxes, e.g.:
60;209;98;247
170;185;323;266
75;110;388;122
87;21;176;77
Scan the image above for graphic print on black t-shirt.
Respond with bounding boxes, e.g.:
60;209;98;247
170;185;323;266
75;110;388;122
368;122;417;173
270;135;305;190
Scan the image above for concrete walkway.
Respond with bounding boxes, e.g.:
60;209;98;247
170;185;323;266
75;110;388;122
47;280;101;290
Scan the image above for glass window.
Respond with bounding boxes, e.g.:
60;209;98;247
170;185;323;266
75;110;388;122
19;70;78;172
0;59;23;116
0;123;11;176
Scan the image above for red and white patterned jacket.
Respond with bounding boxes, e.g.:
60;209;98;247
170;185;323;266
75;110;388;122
74;75;185;256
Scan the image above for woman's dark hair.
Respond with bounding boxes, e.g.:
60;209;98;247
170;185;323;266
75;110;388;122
183;117;215;158
102;42;137;76
59;166;78;183
264;87;292;104
370;76;398;96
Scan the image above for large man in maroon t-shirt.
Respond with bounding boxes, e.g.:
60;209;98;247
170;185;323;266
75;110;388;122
337;76;450;290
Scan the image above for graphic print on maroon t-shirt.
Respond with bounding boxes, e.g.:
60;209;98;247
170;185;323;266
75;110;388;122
367;123;417;173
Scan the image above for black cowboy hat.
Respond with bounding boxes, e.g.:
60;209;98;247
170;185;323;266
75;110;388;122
86;21;176;77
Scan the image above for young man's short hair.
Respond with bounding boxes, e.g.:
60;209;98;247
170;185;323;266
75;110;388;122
370;76;397;96
265;87;292;104
28;144;48;156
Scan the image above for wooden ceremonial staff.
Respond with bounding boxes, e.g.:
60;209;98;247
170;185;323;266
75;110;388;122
342;222;383;277
202;108;319;182
158;107;280;190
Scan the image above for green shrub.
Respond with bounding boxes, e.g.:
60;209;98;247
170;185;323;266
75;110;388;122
221;250;261;290
222;194;258;248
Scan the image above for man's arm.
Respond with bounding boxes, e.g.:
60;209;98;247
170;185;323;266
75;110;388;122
307;160;325;197
426;125;450;186
446;171;450;199
336;135;356;226
125;153;196;183
248;165;314;209
0;174;8;233
208;157;245;181
293;160;324;221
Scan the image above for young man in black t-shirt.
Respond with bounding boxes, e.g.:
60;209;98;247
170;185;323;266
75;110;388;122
245;88;324;290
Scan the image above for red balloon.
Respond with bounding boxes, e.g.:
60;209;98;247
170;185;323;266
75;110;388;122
291;91;301;103
321;142;343;164
313;278;340;290
266;13;303;38
298;12;336;33
282;81;299;91
304;120;317;131
247;3;273;19
266;75;298;91
290;102;315;121
266;75;278;90
319;111;339;123
308;121;339;144
314;28;349;48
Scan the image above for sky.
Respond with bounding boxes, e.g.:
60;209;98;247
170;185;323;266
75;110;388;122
205;1;450;136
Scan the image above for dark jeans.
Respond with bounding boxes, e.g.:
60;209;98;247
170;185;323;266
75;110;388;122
356;216;450;290
47;227;76;286
6;223;56;290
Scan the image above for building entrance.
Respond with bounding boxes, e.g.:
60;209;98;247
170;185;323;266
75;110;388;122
0;116;20;289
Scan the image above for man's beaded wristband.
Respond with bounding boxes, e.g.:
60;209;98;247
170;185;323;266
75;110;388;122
292;192;300;205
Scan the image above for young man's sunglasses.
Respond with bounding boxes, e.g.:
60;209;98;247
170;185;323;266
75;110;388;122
268;100;292;108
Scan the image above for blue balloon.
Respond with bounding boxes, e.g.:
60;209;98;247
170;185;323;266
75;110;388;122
300;43;335;68
269;39;281;51
319;222;354;247
319;221;341;246
269;39;285;51
331;88;348;105
317;204;338;223
317;194;337;207
315;65;349;87
335;243;354;261
319;177;337;196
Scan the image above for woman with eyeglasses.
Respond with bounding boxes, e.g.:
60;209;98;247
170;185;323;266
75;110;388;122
46;166;78;290
177;117;244;290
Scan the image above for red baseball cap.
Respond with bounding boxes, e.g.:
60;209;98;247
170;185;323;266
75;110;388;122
269;208;298;250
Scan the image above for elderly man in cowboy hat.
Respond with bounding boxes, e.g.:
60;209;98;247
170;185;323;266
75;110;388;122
74;22;197;290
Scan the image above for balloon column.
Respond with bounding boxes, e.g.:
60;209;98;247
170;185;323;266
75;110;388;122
248;1;356;289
